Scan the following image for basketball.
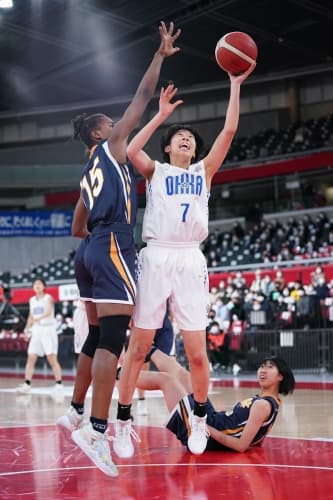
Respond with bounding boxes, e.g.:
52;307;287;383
215;32;258;75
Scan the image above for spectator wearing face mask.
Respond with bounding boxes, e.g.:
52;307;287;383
206;321;228;373
269;278;284;304
227;291;246;322
313;274;330;327
213;297;230;332
314;274;330;301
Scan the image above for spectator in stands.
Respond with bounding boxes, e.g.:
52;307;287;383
60;301;74;319
231;271;246;293
204;212;333;269
227;291;246;322
311;266;325;287
213;296;230;331
250;269;263;294
313;274;330;327
206;320;228;372
261;274;275;297
228;313;246;376
295;286;319;329
16;278;63;395
289;280;304;302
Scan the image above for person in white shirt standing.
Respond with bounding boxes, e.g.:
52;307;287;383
114;64;255;458
17;277;63;394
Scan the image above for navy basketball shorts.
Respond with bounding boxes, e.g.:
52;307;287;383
145;312;174;361
75;230;136;304
166;394;227;450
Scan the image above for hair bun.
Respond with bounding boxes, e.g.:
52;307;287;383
72;113;87;140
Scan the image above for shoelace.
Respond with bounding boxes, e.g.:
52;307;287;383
191;418;210;438
127;425;141;443
108;423;141;444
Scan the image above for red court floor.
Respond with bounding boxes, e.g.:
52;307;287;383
0;376;332;499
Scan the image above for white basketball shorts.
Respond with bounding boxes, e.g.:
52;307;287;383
133;241;209;331
28;324;58;357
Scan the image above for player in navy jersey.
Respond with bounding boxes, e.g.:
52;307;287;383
133;356;295;453
57;21;181;477
114;65;256;458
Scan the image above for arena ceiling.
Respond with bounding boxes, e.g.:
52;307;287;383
0;0;333;116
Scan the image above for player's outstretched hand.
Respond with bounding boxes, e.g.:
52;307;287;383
158;84;183;118
158;21;181;58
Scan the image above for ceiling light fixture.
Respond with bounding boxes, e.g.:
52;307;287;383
0;0;13;8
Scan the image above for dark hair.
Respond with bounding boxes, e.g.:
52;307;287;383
33;277;46;287
260;356;295;395
72;113;106;149
160;124;204;163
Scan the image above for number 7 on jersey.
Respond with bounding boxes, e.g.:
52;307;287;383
181;203;190;222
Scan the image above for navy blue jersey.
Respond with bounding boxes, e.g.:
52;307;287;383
166;393;280;450
80;141;137;231
206;394;280;449
75;141;137;304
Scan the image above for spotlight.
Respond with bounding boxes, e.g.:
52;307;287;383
0;0;13;8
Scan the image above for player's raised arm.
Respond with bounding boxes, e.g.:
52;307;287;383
127;84;183;178
109;22;181;158
204;63;255;187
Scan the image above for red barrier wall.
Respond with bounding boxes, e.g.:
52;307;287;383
10;263;333;304
11;286;59;305
209;263;333;289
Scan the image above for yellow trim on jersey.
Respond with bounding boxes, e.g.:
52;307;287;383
223;426;245;436
120;164;132;224
179;399;191;438
109;233;135;301
89;144;98;159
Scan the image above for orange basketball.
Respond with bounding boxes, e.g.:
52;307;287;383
215;32;258;75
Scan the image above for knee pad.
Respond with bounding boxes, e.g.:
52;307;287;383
81;324;100;358
98;315;131;359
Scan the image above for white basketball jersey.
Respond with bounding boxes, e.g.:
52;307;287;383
30;293;55;326
142;160;209;243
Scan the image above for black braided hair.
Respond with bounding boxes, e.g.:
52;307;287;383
71;113;106;149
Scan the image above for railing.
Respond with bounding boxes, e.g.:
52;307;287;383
1;329;332;375
240;328;333;374
177;328;333;375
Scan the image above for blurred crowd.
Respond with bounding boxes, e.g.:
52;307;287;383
204;212;333;268
204;265;333;374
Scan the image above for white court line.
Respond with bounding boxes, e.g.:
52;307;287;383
269;434;333;442
1;461;333;478
1;422;333;442
0;386;163;399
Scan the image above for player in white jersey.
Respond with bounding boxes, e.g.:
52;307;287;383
16;278;63;394
114;64;256;458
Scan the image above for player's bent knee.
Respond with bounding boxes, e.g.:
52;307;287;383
98;315;131;359
131;341;151;362
81;324;100;358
